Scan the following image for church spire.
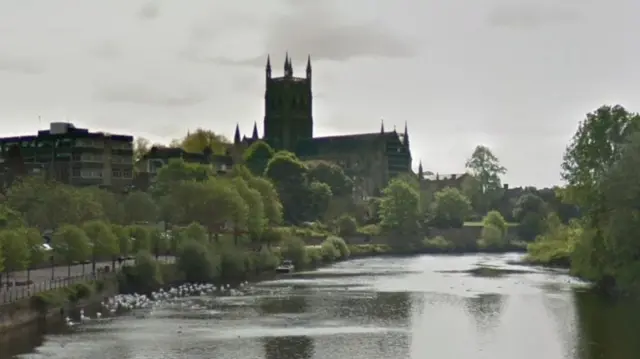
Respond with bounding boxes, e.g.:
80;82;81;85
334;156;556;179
265;55;271;79
418;160;423;179
306;54;311;79
284;52;291;77
252;121;259;140
380;119;385;133
404;121;409;146
234;124;241;144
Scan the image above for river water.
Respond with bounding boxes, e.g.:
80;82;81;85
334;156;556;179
3;253;640;359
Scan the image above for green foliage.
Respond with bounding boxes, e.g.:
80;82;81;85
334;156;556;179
336;215;358;237
177;240;220;283
83;220;119;260
379;178;421;235
0;204;25;229
423;236;455;252
123;191;158;224
308;181;332;220
128;250;164;294
465;145;507;213
431;188;472;228
325;236;350;259
482;211;508;238
306;161;353;197
0;229;30;272
513;193;548;241
265;151;309;223
280;236;309;268
127;225;151;253
243;140;275;176
478;225;506;249
24;227;47;268
233;177;266;240
111;224;131;257
52;224;91;265
247;176;283;226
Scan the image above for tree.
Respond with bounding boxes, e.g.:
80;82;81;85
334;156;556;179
133;137;151;162
24;227;47;282
336;215;358;237
111;224;131;259
149;228;170;258
177;240;220;283
0;229;30;274
248;177;283;226
244;140;275;176
123;191;158;224
308;181;332;220
0;204;25;229
483;211;508;240
82;187;125;224
83;220;119;272
128;225;151;253
513;193;547;241
52;224;91;277
152;158;213;197
562;105;640;208
232;177;266;242
265;152;309;223
431;188;472;228
178;128;230;154
379;178;421;235
465;145;507;213
306;161;353;197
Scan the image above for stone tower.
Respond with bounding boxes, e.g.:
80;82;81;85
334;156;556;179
263;53;313;151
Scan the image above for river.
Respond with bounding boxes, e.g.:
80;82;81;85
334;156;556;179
3;253;640;359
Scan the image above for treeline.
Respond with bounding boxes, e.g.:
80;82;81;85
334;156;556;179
525;104;640;295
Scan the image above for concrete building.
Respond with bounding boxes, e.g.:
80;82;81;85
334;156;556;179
0;122;134;189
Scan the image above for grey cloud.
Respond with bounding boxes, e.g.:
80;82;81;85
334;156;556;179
88;41;121;60
487;4;582;28
0;55;44;75
185;1;414;66
95;84;205;107
137;2;161;20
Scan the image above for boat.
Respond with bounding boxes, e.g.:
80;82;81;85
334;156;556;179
275;260;295;274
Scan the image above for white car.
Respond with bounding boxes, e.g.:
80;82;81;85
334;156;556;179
276;260;295;273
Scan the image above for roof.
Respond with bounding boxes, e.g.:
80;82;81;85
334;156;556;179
423;173;468;181
295;131;406;157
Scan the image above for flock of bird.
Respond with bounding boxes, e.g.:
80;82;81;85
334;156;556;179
64;281;251;327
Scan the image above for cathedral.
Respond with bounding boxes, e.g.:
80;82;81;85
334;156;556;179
232;53;412;198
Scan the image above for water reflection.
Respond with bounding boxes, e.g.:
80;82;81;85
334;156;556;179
263;336;314;359
463;293;505;333
259;295;309;315
575;292;640;359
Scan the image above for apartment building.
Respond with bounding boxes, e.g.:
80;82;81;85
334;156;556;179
0;122;134;189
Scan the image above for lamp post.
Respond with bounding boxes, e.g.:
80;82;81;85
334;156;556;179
50;254;55;281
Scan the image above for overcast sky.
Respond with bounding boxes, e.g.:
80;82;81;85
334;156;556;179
0;0;638;188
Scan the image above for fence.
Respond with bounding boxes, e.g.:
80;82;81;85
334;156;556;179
0;271;114;306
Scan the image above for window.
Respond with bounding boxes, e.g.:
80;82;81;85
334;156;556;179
72;168;81;177
123;169;132;178
112;169;122;178
80;169;102;178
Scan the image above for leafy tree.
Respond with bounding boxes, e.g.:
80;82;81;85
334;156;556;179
128;225;151;253
149;228;170;258
111;224;131;258
133;137;151;162
232;177;266;241
177;240;220;283
24;227;47;282
152;159;213;197
52;224;91;277
562;105;640;208
0;240;4;274
0;229;30;274
265;152;309;223
83;220;119;272
248;177;283;226
379;178;421;235
129;251;163;294
123;191;158;224
513;193;547;241
178;128;230;154
243;140;275;176
308;181;332;220
306;161;353;197
483;211;508;240
82;187;125;224
431;188;472;228
0;204;25;229
465;145;507;213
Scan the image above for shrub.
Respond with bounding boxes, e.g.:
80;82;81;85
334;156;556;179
483;211;508;238
320;240;339;262
325;236;350;259
478;225;505;249
218;245;249;282
423;236;455;251
336;215;358;237
280;236;309;268
177;240;219;283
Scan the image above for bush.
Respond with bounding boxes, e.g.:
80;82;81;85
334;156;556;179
478;225;505;249
325;236;350;259
336;215;358;237
119;251;163;294
177;240;219;283
280;236;309;269
423;236;455;251
218;244;249;282
320;240;340;262
483;211;508;238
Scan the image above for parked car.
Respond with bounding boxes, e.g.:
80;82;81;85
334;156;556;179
276;259;295;274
